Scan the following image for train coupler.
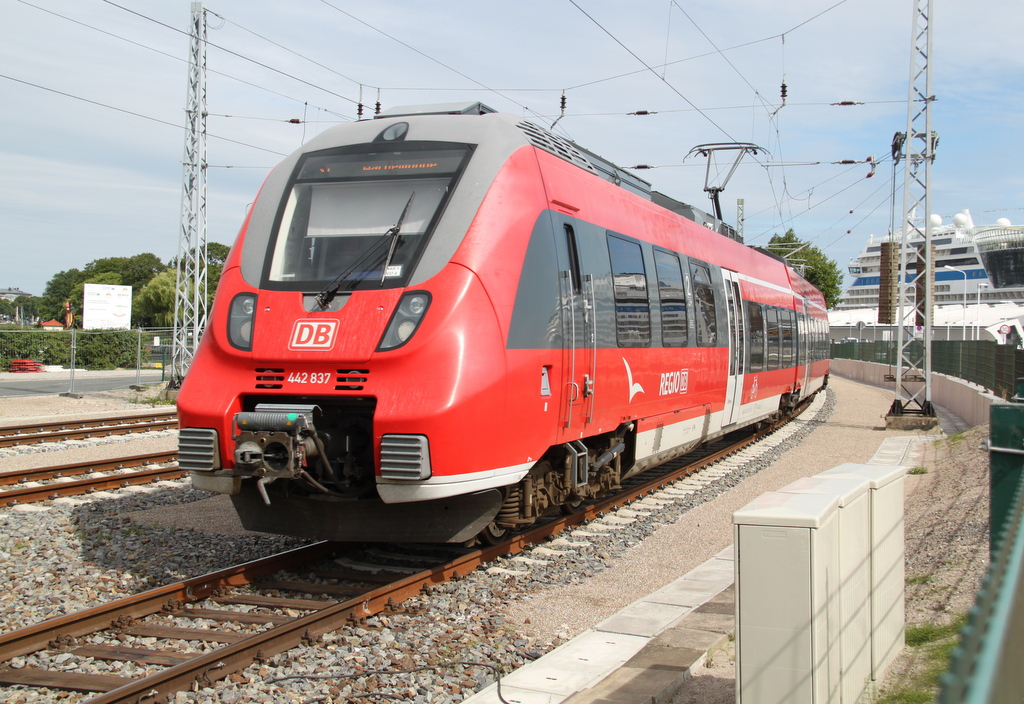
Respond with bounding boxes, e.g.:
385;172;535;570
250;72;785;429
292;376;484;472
232;404;323;483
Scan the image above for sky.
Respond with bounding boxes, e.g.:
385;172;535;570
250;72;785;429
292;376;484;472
2;0;1022;299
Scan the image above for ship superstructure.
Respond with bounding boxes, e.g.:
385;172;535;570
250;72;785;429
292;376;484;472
839;210;1024;311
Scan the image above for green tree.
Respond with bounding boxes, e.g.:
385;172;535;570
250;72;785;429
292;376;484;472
206;242;231;301
134;269;177;327
168;242;231;306
767;230;843;309
81;253;165;290
120;253;165;289
14;295;41;322
41;268;84;320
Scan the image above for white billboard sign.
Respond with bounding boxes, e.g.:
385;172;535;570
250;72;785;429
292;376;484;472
83;284;132;330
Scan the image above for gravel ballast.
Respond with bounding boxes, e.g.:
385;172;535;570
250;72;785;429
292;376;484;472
0;376;973;703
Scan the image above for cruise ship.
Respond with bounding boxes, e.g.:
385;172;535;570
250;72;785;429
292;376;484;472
839;210;1024;310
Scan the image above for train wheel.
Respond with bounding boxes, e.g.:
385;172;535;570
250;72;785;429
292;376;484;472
478;521;510;545
560;497;585;515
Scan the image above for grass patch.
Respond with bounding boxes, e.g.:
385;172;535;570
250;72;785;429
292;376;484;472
907;574;932;586
906;619;963;647
945;431;968;445
137;394;176;406
127;384;175;405
908;466;928;475
877;615;966;704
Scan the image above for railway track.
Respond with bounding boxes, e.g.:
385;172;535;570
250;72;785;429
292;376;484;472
0;409;178;448
0;399;811;703
0;451;183;507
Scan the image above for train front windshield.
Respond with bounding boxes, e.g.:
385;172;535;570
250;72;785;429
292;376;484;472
264;142;472;291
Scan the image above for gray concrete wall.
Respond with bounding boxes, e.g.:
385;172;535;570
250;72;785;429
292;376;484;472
830;358;1000;428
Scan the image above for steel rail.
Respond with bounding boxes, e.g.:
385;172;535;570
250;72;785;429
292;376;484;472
0;419;178;448
0;409;177;436
0;542;342;662
0;451;179;487
0;463;187;507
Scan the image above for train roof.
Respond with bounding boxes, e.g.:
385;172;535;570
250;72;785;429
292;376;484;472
377;103;740;242
240;105;744;288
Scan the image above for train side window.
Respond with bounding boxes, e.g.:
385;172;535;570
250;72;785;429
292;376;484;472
564;224;581;294
766;307;780;370
689;261;718;347
654;249;688;347
607;234;651;347
795;311;804;367
781;309;794;365
746;301;765;372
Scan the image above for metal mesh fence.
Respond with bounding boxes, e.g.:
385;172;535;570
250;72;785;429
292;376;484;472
831;339;1024;400
0;329;173;371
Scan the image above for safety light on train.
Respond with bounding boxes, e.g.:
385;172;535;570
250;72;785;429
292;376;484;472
228;293;257;351
378;291;431;351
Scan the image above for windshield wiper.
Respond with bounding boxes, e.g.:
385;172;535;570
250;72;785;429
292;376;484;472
379;192;415;284
314;192;416;308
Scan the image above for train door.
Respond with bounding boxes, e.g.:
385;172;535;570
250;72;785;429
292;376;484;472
722;270;746;426
556;217;597;431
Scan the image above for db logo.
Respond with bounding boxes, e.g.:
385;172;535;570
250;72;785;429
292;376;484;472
289;320;338;350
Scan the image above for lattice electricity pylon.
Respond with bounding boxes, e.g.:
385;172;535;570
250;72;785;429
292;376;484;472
888;0;938;423
171;1;209;387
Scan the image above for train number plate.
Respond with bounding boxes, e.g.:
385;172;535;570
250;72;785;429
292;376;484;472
287;372;333;385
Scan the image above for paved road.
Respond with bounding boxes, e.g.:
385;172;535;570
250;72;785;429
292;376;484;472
0;372;165;398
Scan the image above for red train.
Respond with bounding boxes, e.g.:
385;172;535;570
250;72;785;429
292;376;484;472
177;102;830;544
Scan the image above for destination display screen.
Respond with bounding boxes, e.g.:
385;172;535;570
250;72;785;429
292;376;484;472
297;147;468;181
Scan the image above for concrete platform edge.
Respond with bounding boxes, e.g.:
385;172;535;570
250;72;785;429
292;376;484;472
463;547;736;704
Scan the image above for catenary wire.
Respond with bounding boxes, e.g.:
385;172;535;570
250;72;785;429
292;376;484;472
567;0;737;142
564;0;851;92
102;0;360;106
316;0;547;121
0;73;289;157
17;0;351;121
213;12;369;90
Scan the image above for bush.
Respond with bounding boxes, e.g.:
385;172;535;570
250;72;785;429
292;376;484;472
0;331;71;370
0;330;141;371
76;331;139;370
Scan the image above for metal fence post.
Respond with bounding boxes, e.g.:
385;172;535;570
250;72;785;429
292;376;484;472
135;327;143;387
68;328;76;394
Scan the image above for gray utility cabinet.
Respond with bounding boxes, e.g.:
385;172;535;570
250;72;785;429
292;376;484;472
780;475;872;704
817;463;906;682
734;491;841;704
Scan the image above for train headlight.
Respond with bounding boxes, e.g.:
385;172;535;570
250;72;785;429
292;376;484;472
378;291;431;351
228;293;257;351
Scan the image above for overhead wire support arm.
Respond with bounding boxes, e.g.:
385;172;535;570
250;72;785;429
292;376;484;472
685;143;766;221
